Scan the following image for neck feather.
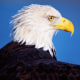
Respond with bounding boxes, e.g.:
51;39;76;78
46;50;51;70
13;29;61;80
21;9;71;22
12;27;56;56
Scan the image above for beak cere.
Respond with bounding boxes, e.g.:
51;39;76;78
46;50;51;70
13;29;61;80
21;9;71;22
51;17;74;36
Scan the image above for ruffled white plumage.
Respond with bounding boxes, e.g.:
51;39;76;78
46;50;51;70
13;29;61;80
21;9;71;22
11;4;62;56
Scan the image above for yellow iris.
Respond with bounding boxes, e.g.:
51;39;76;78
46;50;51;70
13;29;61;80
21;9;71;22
48;16;54;21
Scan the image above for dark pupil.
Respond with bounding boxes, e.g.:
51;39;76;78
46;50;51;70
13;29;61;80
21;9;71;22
50;16;53;19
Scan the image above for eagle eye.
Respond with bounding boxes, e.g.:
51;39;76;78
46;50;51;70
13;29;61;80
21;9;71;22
48;16;54;21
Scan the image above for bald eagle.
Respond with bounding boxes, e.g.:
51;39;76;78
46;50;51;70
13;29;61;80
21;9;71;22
0;4;80;80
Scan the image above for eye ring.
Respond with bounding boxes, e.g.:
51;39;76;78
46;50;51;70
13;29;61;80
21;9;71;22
48;16;54;21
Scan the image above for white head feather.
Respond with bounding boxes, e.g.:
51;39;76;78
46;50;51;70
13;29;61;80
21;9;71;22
11;4;62;56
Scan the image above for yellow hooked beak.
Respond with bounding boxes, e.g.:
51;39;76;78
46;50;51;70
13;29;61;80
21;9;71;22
51;17;74;36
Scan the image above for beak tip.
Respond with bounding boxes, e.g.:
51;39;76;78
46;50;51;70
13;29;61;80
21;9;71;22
71;31;74;36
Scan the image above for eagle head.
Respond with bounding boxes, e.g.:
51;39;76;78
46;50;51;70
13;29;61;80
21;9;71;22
11;4;74;56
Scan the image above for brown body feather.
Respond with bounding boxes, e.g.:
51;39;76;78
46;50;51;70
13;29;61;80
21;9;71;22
0;42;80;80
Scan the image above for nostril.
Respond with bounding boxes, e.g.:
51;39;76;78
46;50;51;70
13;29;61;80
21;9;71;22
63;20;66;23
